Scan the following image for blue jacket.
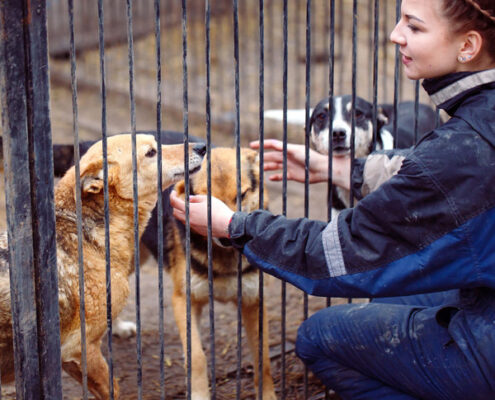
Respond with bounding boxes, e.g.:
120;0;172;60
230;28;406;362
228;69;495;374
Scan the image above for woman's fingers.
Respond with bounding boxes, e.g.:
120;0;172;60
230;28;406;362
250;138;284;151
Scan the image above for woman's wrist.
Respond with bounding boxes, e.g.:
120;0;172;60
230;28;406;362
331;155;351;190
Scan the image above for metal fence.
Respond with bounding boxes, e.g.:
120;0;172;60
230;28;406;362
0;1;433;399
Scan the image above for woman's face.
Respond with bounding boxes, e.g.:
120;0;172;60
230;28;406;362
390;0;465;80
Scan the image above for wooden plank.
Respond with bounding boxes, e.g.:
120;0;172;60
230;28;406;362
25;0;63;398
0;0;62;398
0;1;42;398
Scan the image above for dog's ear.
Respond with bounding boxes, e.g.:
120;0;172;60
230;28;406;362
175;180;186;198
377;106;389;128
377;105;392;132
243;148;259;165
78;159;106;197
81;175;104;195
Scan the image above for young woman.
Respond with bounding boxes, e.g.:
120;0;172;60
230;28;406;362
170;0;495;398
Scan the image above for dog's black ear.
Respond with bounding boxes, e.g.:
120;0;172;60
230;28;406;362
377;106;390;131
81;175;104;195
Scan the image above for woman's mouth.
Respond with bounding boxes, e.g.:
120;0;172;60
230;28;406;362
402;54;412;66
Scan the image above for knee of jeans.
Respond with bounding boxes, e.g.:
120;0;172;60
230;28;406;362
295;318;322;364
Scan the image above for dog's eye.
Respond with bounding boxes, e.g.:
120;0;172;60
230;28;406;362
240;189;250;201
145;148;157;158
317;113;326;120
355;110;364;119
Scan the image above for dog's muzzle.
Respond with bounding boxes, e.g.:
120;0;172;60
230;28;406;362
332;129;350;154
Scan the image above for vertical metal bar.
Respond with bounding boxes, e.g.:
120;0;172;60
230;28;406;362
267;0;274;107
414;80;420;143
0;0;63;397
327;0;336;222
153;0;166;398
125;0;143;398
204;1;217;398
293;0;301;107
257;0;265;397
337;0;344;94
372;0;380;151
325;8;337;397
303;0;311;396
393;0;401;144
181;1;192;399
367;0;373;100
68;0;89;397
281;0;288;397
349;1;357;204
97;1;116;398
231;1;243;398
382;0;389;102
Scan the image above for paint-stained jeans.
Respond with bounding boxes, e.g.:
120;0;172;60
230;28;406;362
295;290;495;400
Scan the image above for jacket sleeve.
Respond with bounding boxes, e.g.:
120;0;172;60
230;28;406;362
229;147;495;298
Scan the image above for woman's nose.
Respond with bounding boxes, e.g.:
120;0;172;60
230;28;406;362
389;22;405;46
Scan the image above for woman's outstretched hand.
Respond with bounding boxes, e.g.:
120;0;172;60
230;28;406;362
170;190;234;238
250;139;351;190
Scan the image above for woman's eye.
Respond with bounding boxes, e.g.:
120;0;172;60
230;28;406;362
145;148;157;158
407;24;419;33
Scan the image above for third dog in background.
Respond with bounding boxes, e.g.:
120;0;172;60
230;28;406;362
308;95;440;157
309;95;440;212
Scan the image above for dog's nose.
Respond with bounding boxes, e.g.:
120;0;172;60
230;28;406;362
193;143;207;157
333;129;346;140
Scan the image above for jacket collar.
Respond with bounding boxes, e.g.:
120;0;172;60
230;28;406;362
422;69;495;115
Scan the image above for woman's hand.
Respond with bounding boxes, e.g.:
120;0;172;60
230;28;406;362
170;190;234;238
250;139;351;190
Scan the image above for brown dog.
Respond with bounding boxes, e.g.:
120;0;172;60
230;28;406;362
167;147;276;400
0;134;205;399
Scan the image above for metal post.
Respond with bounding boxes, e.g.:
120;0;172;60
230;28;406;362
0;0;62;399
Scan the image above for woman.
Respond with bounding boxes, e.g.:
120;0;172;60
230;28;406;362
171;0;495;398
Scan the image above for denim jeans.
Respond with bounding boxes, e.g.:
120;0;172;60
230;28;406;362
295;290;494;400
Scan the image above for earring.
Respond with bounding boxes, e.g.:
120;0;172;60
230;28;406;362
458;55;466;63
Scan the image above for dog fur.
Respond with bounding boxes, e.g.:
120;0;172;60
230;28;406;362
0;134;205;399
21;133;276;399
165;147;276;400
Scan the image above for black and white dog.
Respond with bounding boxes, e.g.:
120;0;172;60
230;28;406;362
309;95;439;158
309;95;440;214
265;95;440;214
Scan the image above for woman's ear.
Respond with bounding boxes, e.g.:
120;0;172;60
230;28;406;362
458;30;483;63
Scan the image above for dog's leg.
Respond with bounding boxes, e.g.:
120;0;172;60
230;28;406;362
172;290;210;400
62;343;119;400
242;300;277;400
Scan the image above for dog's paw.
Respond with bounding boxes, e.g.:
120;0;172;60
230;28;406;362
112;318;137;339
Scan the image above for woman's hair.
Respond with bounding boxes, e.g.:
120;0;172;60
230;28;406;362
441;0;495;60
